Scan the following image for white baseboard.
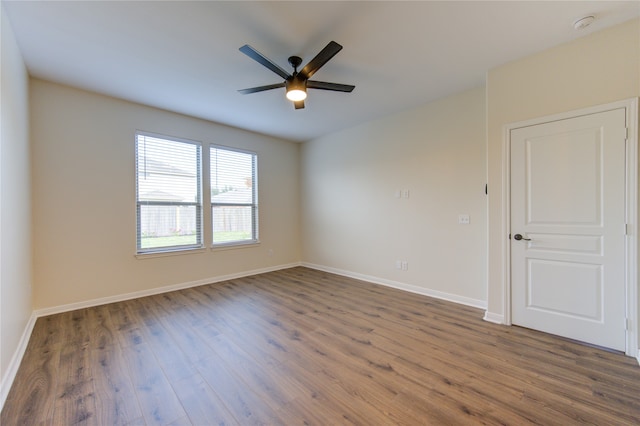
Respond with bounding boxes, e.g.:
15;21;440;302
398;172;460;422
34;262;302;317
483;311;505;325
302;262;487;310
1;262;301;413
3;260;636;413
1;312;37;410
2;260;485;412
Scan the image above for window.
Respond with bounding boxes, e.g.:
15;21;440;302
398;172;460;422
210;146;258;245
135;133;258;255
136;133;202;253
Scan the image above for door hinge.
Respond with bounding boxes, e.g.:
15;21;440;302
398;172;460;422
625;318;632;331
625;223;631;236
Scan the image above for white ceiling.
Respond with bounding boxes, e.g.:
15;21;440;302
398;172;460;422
3;1;639;142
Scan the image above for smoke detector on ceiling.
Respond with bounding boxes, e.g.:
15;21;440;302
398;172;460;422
573;15;595;30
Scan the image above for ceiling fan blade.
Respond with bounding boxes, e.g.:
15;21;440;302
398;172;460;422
299;41;343;79
239;45;291;80
307;80;355;92
294;100;305;109
238;82;285;95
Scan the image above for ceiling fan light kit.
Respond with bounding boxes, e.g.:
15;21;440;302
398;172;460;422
285;87;307;101
238;41;355;109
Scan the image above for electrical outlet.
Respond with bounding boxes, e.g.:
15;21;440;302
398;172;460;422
403;189;410;199
458;214;470;225
401;261;408;271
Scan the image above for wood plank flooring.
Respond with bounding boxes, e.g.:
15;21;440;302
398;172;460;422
2;266;640;425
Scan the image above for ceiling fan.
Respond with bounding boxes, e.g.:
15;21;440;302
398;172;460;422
238;41;355;109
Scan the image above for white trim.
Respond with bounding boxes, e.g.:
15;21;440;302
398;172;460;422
1;262;301;412
501;98;639;358
135;247;207;259
302;262;487;310
483;311;505;325
210;240;261;252
502;121;513;326
624;98;639;360
34;262;301;317
1;312;37;410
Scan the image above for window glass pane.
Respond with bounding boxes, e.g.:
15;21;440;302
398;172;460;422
212;206;254;243
136;133;202;253
210;148;255;198
139;205;199;249
210;146;257;245
137;135;199;203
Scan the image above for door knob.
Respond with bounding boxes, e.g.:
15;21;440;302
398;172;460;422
513;233;531;241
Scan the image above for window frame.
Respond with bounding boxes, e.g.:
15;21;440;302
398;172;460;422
210;144;259;248
135;131;203;255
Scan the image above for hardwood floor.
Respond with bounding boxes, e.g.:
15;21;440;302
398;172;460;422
2;266;640;425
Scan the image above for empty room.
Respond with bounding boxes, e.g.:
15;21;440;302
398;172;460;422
1;1;640;424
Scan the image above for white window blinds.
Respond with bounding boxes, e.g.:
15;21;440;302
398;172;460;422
136;133;202;253
210;146;258;245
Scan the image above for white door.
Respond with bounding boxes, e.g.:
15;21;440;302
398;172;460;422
510;108;627;351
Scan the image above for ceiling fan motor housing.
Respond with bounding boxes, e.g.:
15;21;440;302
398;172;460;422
286;75;306;91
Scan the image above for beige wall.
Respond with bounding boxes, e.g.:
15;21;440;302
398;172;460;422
0;9;33;391
301;87;487;306
30;80;300;309
486;19;640;327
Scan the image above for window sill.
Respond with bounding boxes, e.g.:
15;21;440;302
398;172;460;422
135;247;207;259
210;240;261;252
135;241;260;258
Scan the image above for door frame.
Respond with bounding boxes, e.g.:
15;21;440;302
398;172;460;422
500;98;638;358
